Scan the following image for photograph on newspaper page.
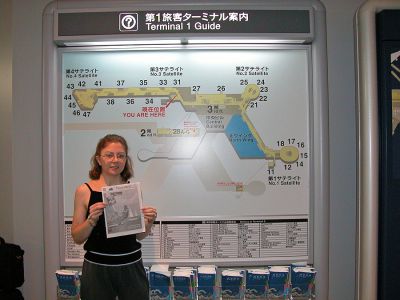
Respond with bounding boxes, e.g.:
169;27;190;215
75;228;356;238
102;182;145;238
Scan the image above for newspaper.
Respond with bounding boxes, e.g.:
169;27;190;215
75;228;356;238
102;182;145;238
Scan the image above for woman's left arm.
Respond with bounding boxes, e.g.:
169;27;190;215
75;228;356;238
137;206;157;240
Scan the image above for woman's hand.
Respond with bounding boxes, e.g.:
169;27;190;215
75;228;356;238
87;202;107;226
142;206;157;224
137;206;157;240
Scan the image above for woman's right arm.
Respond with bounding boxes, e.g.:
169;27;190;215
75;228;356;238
71;184;95;245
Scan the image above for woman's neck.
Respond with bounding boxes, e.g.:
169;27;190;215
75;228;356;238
98;174;125;187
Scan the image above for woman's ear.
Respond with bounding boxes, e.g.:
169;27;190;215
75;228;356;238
96;156;102;166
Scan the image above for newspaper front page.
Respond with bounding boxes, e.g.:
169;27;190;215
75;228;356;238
102;182;145;238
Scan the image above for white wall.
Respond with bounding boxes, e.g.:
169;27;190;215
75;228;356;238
0;0;13;241
3;0;49;299
0;0;364;299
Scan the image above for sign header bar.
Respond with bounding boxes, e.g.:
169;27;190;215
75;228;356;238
57;10;311;37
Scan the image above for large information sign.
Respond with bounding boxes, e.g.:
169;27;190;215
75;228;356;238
61;46;311;264
43;2;329;299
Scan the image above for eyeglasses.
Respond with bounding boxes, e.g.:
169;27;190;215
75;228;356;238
100;152;127;161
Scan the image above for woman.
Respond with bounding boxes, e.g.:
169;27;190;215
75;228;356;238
71;134;157;300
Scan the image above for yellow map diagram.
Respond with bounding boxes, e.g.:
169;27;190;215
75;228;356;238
72;85;299;168
63;49;311;220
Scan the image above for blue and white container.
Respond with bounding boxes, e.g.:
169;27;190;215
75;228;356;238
149;265;172;300
245;268;269;299
267;266;290;299
290;266;316;300
198;265;218;300
221;269;245;300
172;268;196;300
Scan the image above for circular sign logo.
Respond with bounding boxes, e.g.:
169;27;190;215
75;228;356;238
120;14;137;30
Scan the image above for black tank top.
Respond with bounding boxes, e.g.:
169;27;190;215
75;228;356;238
83;183;142;265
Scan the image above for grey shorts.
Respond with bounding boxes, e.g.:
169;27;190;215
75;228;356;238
80;259;149;300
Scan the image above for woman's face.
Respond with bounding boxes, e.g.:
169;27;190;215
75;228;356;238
96;142;127;177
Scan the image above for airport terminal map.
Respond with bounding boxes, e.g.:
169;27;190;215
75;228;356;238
62;47;311;263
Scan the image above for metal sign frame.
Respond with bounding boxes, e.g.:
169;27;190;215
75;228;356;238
42;1;328;299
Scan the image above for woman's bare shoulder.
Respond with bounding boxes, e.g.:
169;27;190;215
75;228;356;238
75;183;91;198
85;179;105;192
